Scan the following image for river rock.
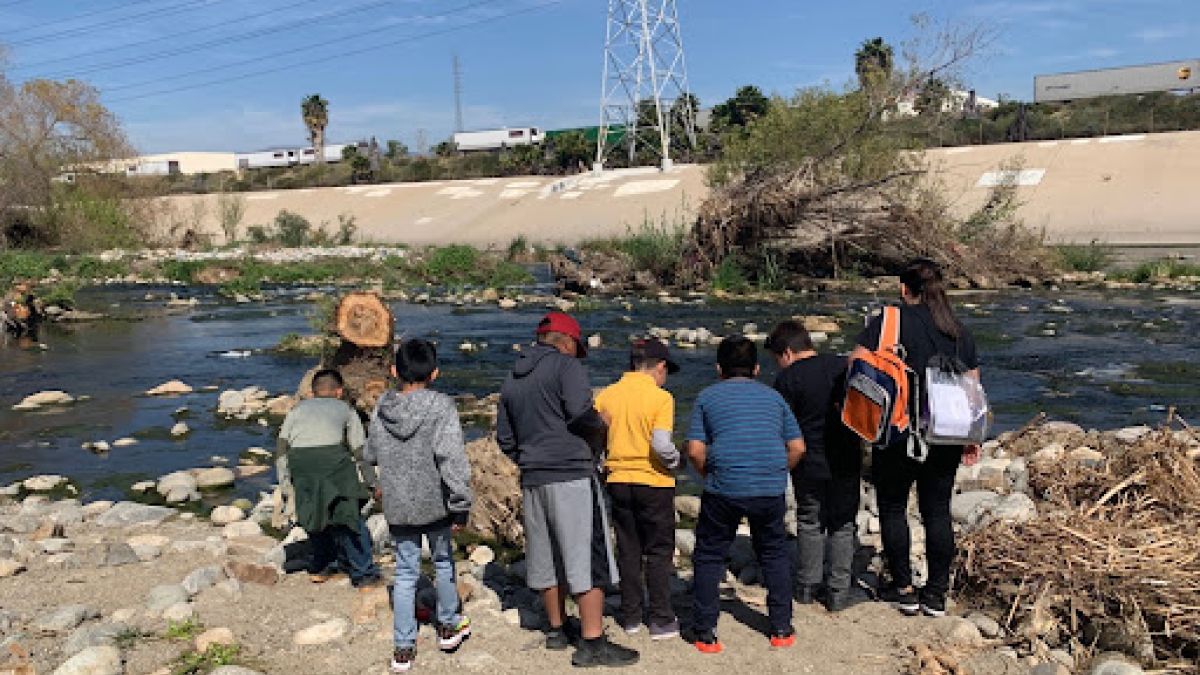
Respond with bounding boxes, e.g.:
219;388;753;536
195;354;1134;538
82;441;111;454
931;616;984;648
22;475;68;492
498;298;518;310
194;627;236;652
170;422;190;438
675;529;696;556
968;612;1003;639
1089;656;1145;675
146;584;189;612
468;545;495;567
1068;446;1105;468
111;438;138;448
292;618;349;646
223;560;278;586
223;521;262;539
1031;665;1071;675
81;501;114;520
129;481;155;494
146;380;193;396
63;622;128;657
209;506;245;525
156;472;198;504
1030;443;1065;466
35;605;97;634
51;645;121;675
674;495;701;520
1114;426;1151;444
0;559;26;577
195;468;235;490
13;391;74;411
91;543;140;567
991;493;1037;523
162;602;195;622
41;538;74;554
1041;421;1084;436
182;565;225;596
951;490;1002;528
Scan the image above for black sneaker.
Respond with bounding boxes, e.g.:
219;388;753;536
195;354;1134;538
881;584;919;616
571;635;640;668
546;618;580;651
389;646;415;673
919;588;946;617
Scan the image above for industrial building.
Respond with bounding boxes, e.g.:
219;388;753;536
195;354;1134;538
1035;59;1199;103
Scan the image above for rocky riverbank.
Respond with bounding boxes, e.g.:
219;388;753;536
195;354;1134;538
2;417;1186;674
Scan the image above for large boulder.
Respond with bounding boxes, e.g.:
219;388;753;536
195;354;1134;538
145;380;193;396
95;502;174;528
195;467;235;490
13;391;74;411
156;472;198;504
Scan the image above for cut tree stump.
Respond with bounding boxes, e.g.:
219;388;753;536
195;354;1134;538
335;292;392;348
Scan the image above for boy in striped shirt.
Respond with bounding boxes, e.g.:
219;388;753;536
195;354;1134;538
685;336;805;654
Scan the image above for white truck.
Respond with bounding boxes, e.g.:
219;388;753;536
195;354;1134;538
453;127;544;152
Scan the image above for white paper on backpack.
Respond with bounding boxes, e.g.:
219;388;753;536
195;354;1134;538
927;382;974;438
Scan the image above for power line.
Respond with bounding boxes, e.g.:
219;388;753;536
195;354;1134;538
14;0;326;72
106;0;564;103
1;0;160;28
5;0;226;48
22;0;401;80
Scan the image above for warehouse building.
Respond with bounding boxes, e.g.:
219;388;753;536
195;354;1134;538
1035;59;1200;103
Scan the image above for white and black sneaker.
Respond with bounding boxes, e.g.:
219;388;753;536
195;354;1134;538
919;589;947;617
390;646;415;673
881;584;920;616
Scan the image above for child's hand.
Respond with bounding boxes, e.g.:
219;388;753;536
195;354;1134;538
962;445;981;467
373;486;382;501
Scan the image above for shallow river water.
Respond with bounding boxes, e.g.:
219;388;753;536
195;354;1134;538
1;284;1197;501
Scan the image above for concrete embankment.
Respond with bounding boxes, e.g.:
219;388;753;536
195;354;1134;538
164;129;1200;247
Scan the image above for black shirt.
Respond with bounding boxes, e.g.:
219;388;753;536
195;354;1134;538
856;304;979;376
773;353;863;481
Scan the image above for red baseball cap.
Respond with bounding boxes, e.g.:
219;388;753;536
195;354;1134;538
536;311;586;357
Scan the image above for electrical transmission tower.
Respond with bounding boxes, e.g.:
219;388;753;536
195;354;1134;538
595;0;697;171
453;53;465;133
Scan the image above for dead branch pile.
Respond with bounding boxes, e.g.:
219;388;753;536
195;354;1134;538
958;422;1200;667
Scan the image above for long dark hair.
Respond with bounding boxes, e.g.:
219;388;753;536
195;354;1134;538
899;259;961;338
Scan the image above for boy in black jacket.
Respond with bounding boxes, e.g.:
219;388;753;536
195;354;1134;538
767;320;863;612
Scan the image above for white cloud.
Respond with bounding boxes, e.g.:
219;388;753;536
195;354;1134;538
1132;25;1190;43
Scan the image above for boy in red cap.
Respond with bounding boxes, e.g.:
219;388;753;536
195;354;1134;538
497;312;639;668
595;338;682;640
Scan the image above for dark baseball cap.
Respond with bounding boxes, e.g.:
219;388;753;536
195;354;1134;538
536;311;586;357
632;338;679;374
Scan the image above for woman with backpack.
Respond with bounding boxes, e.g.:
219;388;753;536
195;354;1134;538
853;258;981;618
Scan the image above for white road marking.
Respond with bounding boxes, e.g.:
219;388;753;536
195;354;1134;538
976;169;1047;188
613;179;680;197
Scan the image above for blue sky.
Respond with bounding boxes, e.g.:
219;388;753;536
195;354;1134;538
1;0;1196;153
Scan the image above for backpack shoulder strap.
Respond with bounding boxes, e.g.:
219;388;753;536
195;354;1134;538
878;306;901;352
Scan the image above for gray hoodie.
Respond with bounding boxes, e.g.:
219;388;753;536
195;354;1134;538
364;388;473;530
497;343;607;488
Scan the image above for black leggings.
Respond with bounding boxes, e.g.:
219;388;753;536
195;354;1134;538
871;443;961;597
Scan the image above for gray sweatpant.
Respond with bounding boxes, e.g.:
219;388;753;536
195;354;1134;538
795;473;860;594
523;475;619;595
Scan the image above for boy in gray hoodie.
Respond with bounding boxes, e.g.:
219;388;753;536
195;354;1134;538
365;339;474;674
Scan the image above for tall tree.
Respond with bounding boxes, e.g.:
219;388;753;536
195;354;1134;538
301;94;329;165
710;85;770;132
855;37;895;90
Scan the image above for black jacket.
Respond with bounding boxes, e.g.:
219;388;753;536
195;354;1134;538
496;343;606;487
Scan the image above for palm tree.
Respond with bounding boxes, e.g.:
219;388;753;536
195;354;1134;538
301;94;329;164
854;37;894;90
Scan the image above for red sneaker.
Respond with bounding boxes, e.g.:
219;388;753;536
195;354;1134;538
694;629;723;654
769;629;796;648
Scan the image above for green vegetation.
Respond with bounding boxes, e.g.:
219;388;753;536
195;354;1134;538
1122;258;1200;283
165;618;203;641
709;258;749;292
1056;241;1113;272
172;644;242;675
0;250;129;285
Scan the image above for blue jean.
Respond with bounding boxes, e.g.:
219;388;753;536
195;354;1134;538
392;524;461;648
692;492;792;634
308;517;380;586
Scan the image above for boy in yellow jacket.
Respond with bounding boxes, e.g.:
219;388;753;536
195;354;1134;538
595;338;681;640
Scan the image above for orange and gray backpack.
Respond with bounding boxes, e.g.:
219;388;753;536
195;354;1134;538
842;306;926;460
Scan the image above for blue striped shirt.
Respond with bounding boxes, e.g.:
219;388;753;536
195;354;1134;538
686;378;803;498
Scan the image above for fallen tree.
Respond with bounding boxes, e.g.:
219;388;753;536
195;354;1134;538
957;416;1200;669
